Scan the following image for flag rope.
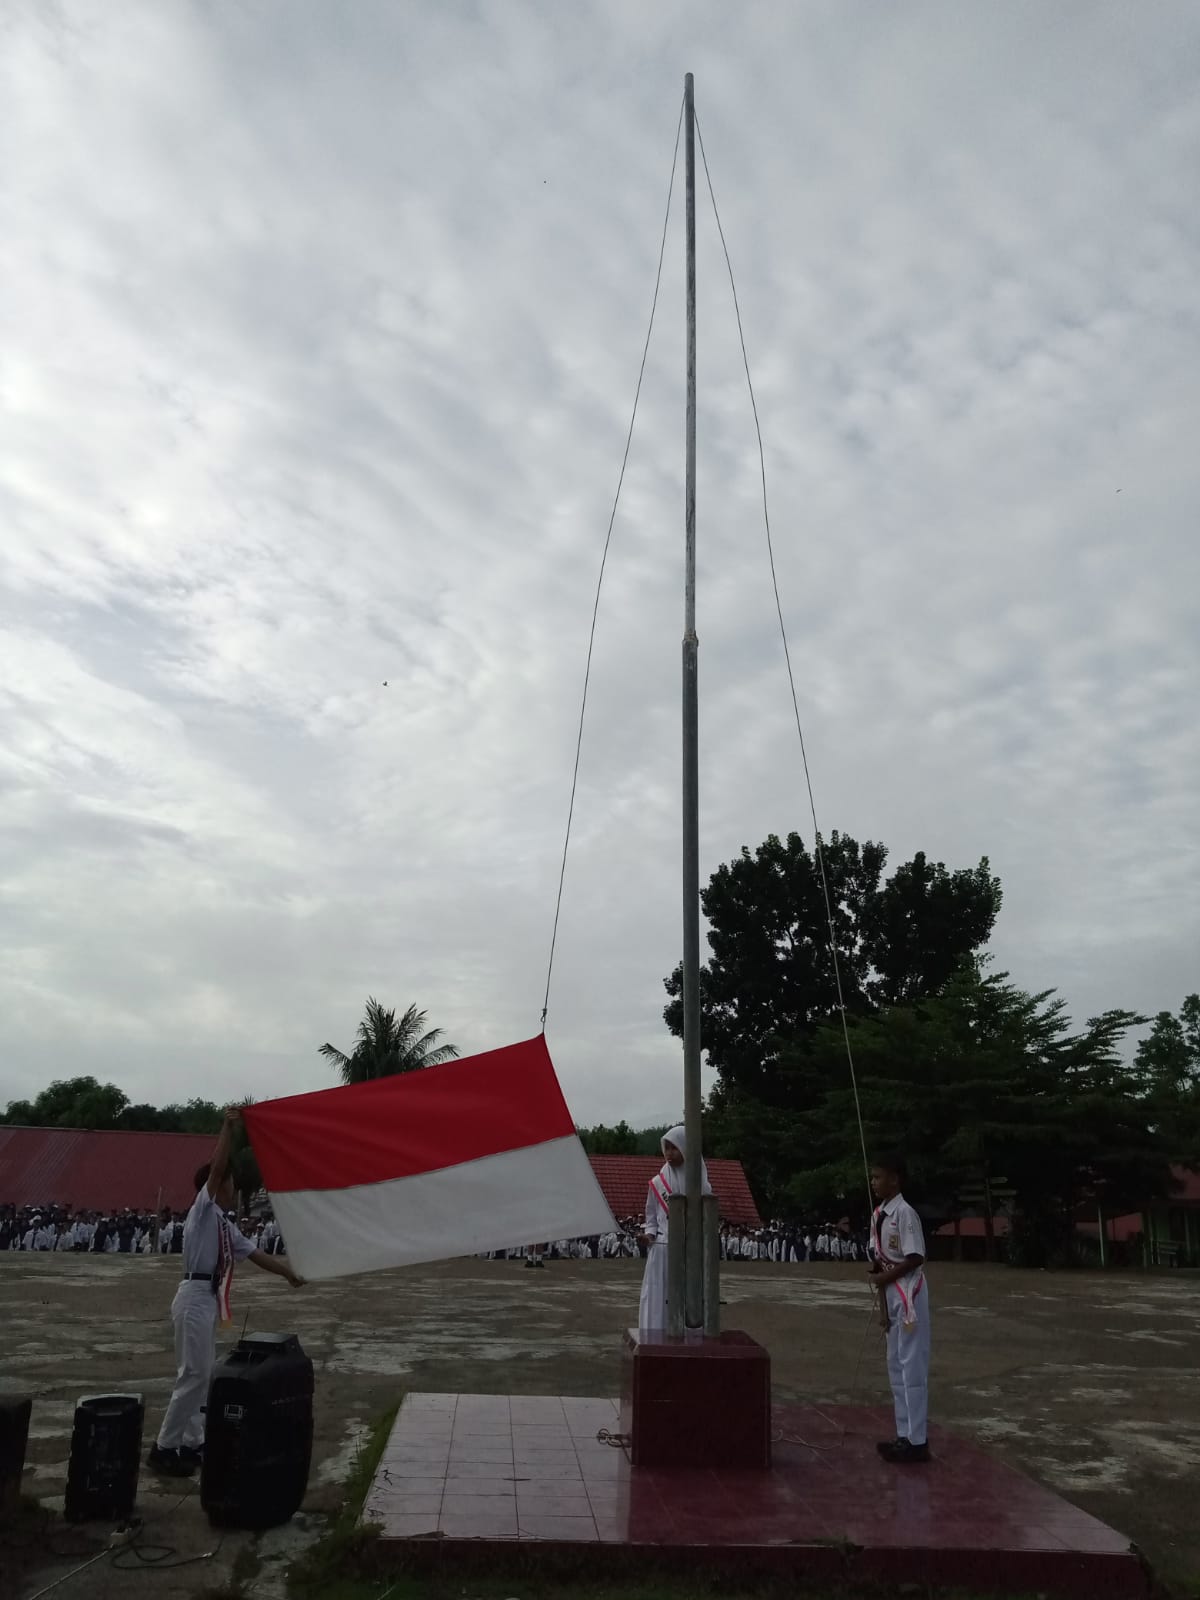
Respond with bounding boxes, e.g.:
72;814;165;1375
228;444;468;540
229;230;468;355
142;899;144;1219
694;107;875;1225
540;92;685;1031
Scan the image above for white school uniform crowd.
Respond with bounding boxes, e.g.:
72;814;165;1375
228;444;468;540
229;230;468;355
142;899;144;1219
479;1219;868;1265
0;1203;286;1257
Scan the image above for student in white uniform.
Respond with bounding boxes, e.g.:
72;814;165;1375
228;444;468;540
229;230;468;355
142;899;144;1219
148;1108;304;1478
637;1125;712;1332
869;1150;931;1464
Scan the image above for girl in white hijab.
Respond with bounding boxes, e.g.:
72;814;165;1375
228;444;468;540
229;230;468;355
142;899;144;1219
637;1124;713;1333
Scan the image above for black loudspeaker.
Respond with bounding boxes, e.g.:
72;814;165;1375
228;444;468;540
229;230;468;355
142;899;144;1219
200;1333;313;1529
1;1396;33;1517
64;1394;143;1523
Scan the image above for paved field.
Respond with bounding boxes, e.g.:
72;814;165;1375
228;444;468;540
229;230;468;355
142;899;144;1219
2;1254;1198;1598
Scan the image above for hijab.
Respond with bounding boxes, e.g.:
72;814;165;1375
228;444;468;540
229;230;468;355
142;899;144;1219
658;1124;713;1197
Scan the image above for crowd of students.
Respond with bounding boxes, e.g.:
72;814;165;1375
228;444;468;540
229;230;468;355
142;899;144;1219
722;1220;869;1262
0;1202;285;1256
3;1201;867;1268
480;1217;869;1264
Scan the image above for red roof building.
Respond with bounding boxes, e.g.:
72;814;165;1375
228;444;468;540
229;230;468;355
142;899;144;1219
0;1127;766;1231
0;1127;216;1213
588;1155;761;1228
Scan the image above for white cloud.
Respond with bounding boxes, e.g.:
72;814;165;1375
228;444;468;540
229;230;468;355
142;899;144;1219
1;1;1196;1125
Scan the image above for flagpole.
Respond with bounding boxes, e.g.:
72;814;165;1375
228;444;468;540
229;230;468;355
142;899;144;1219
681;70;706;1333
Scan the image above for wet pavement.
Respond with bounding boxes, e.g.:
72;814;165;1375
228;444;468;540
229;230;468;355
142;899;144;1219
2;1253;1197;1596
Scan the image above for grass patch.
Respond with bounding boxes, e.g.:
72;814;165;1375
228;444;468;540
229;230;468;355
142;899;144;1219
286;1400;398;1600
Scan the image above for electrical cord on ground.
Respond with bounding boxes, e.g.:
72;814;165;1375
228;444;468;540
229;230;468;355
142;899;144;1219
108;1536;222;1572
24;1483;221;1597
540;91;685;1033
23;1548;111;1600
108;1479;223;1571
694;107;875;1227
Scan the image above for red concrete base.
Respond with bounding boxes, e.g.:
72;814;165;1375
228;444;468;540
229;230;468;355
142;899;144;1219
361;1394;1149;1597
620;1327;770;1468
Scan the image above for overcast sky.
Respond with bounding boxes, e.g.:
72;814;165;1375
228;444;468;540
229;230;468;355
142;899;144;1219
2;2;1196;1127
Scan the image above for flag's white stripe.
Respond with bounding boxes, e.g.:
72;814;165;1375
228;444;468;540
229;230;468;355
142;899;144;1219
269;1134;616;1281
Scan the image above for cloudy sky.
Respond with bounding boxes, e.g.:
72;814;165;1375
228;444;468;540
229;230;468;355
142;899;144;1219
2;2;1196;1126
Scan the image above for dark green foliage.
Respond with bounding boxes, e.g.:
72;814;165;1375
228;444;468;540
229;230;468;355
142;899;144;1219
1138;994;1200;1165
1;1078;224;1134
663;831;1001;1098
665;828;1184;1260
577;1122;670;1156
319;998;459;1085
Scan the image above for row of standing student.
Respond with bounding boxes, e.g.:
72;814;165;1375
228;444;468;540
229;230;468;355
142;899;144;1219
0;1205;286;1256
480;1223;869;1264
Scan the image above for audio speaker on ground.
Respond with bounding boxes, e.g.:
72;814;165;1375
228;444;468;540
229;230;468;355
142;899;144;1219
1;1396;33;1518
64;1393;143;1523
201;1333;314;1529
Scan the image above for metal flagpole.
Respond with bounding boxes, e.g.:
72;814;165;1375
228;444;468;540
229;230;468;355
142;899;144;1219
680;70;707;1333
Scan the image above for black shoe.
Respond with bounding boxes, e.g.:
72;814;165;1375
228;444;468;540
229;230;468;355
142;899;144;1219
876;1437;905;1457
147;1445;195;1478
882;1439;930;1465
178;1445;204;1469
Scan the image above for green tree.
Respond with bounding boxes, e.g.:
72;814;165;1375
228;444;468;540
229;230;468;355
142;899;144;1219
663;832;1001;1102
3;1076;130;1129
1136;996;1200;1093
634;1125;671;1156
118;1102;166;1131
157;1099;224;1134
710;964;1169;1265
319;998;459;1085
578;1121;641;1155
1138;993;1200;1164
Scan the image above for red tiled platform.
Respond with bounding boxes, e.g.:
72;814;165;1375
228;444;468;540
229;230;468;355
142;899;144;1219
363;1393;1148;1596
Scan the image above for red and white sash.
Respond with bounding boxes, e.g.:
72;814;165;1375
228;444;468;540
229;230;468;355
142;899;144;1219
872;1203;924;1331
649;1170;672;1218
215;1213;235;1327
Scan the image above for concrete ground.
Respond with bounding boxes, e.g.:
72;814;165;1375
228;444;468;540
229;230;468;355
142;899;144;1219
2;1253;1198;1598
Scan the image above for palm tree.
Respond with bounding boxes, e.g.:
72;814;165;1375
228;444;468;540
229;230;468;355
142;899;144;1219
319;998;459;1086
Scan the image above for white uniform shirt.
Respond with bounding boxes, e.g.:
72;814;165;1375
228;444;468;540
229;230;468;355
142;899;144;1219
180;1186;257;1277
872;1192;927;1324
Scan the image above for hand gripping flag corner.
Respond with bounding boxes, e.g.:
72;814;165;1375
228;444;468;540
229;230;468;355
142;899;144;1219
241;1036;615;1281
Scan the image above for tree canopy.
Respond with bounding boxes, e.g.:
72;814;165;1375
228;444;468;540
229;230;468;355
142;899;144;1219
0;1076;224;1134
663;828;1185;1264
663;831;1001;1100
319;998;459;1085
1138;993;1200;1165
577;1121;669;1156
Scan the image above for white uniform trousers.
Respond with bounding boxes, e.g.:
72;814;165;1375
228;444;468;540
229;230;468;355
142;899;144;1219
885;1296;931;1446
157;1281;218;1450
638;1240;669;1332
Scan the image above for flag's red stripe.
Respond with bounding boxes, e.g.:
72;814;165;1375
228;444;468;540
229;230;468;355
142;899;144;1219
242;1036;575;1193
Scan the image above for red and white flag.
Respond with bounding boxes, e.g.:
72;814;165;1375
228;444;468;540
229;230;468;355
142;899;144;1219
241;1037;614;1281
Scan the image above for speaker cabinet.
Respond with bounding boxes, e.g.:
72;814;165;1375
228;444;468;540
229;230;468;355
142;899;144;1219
64;1394;143;1522
201;1333;313;1529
